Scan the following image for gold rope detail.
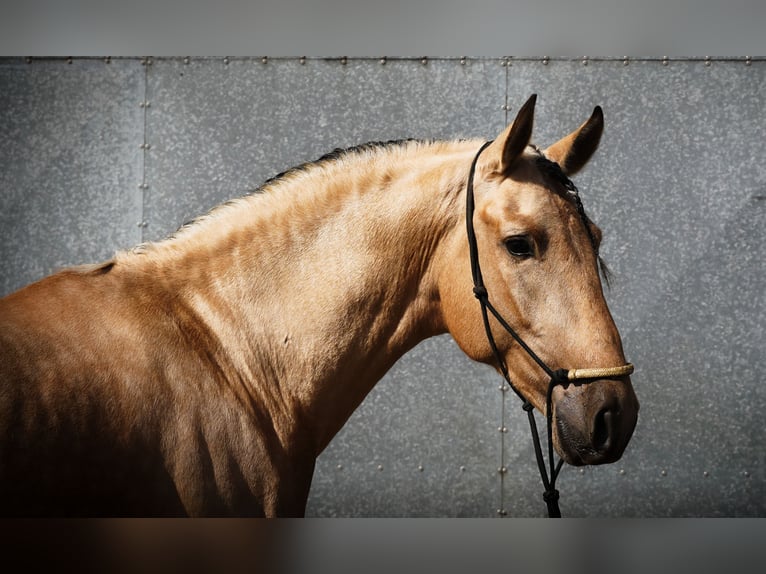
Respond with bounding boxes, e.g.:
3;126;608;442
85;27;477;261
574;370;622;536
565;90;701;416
567;363;634;381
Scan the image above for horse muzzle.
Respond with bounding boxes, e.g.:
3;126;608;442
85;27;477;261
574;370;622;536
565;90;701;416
551;377;639;466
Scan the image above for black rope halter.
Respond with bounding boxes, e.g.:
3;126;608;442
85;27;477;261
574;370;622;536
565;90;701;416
464;141;634;518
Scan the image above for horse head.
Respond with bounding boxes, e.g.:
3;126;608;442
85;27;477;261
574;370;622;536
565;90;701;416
440;95;639;466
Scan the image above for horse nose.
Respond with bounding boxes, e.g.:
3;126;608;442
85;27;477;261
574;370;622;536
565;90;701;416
553;381;638;466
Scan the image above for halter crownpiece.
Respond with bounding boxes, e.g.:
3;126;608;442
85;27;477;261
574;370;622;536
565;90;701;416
465;141;634;518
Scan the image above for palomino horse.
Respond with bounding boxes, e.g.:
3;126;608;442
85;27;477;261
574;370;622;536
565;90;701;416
0;95;638;516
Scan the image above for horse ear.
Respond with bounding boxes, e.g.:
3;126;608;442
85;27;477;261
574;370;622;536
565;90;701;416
485;94;537;176
544;106;604;176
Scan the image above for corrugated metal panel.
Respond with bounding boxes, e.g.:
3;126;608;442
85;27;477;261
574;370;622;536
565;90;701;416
0;57;762;516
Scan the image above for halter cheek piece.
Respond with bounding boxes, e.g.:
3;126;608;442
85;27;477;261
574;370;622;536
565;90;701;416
465;141;634;518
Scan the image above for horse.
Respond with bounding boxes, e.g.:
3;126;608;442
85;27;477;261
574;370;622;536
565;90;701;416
0;95;638;516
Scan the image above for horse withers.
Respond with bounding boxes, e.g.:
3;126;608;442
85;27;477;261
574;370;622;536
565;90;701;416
0;95;638;516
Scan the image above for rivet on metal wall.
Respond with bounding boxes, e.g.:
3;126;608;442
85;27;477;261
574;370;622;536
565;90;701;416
660;469;667;477
703;471;709;478
336;464;343;470
745;56;752;66
340;57;348;66
619;469;626;476
498;426;508;433
460;57;466;66
67;57;73;65
418;465;424;472
300;56;306;65
705;56;712;67
261;56;268;65
542;56;549;65
460;466;466;472
25;56;32;64
223;57;230;65
499;384;507;392
380;57;387;65
104;57;111;64
662;56;669;66
582;56;589;66
136;221;148;228
498;467;507;475
579;468;585;475
743;471;750;478
497;509;508;516
377;464;384;471
622;57;629;66
420;57;428;66
183;57;190;65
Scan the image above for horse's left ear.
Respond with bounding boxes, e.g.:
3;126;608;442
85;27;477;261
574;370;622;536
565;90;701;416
544;106;604;176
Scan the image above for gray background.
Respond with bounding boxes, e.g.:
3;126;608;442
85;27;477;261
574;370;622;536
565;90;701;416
0;57;763;516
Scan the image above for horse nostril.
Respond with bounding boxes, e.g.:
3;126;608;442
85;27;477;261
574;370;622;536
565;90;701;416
592;407;613;452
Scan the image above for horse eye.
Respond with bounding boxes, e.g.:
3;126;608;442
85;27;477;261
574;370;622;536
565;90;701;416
504;236;534;258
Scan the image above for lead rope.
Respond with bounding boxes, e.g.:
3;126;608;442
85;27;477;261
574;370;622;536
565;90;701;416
465;141;633;518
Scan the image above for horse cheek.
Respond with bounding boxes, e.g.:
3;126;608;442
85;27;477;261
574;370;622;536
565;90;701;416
436;262;492;364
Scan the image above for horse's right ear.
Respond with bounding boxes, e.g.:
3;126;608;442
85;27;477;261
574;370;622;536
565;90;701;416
484;94;537;176
544;105;603;175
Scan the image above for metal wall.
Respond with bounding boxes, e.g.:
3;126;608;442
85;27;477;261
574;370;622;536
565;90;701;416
0;57;763;517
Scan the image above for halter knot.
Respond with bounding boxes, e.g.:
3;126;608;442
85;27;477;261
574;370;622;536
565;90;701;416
551;369;570;386
543;489;560;503
472;285;488;301
522;401;534;412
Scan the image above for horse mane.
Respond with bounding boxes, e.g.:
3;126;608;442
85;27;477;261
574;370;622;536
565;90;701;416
257;138;429;192
120;138;440;261
167;139;431;236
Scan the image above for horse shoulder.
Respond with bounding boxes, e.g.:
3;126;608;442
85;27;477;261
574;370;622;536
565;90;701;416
0;264;310;515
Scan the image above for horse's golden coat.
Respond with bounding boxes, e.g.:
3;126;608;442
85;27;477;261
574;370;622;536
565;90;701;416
0;99;637;516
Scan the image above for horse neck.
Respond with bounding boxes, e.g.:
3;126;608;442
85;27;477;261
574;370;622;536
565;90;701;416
125;140;477;454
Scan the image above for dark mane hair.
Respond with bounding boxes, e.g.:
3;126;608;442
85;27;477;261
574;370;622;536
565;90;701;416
174;139;430;240
258;138;428;191
534;151;613;287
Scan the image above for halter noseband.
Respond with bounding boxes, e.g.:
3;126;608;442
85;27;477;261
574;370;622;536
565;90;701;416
465;141;634;518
